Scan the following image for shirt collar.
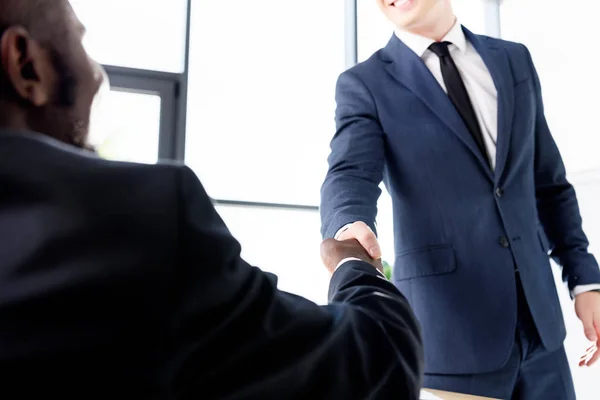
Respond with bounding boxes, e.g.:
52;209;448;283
394;19;467;58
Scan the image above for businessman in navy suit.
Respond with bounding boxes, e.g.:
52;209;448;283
321;0;600;398
0;0;424;398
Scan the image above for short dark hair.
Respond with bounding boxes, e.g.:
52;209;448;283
0;0;64;40
0;0;74;105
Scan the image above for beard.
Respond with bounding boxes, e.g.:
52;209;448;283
50;47;77;107
37;48;92;151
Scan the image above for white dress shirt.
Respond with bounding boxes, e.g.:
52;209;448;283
336;21;600;295
396;21;498;168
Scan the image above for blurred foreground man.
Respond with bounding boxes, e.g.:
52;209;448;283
321;0;600;398
0;1;423;398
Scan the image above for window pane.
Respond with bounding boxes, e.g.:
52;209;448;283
215;206;328;305
70;0;187;72
185;0;346;206
500;0;600;174
89;90;161;164
357;0;487;62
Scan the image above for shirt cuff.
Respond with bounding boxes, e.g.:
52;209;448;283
335;257;361;271
334;223;354;240
572;284;600;297
334;257;386;278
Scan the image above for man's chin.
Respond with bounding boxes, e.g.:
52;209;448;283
395;16;420;31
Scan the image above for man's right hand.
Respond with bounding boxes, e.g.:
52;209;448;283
337;221;382;259
321;238;383;276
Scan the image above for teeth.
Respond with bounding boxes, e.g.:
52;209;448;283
393;0;410;7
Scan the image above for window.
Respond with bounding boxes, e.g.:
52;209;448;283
87;65;183;163
69;1;189;163
69;0;188;72
89;89;161;164
215;205;328;304
357;0;488;62
185;0;346;206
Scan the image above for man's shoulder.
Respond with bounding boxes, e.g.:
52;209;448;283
473;33;529;57
0;131;190;204
0;131;185;173
339;48;387;82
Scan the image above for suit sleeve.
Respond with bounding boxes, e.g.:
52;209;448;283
523;46;600;290
320;70;386;239
172;166;423;400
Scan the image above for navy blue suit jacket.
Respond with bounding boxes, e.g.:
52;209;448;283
0;132;423;398
321;27;600;375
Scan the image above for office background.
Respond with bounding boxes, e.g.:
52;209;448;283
73;0;599;397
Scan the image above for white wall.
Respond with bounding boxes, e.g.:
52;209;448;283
500;0;600;174
501;1;600;398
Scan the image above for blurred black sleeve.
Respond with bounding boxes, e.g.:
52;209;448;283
171;166;423;400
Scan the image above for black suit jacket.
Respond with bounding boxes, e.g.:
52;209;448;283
0;132;423;399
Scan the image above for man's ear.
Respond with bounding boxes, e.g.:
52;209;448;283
0;26;53;107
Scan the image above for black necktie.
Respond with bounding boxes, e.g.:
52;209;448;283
428;41;489;163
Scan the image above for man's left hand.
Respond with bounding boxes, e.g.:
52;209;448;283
575;290;600;367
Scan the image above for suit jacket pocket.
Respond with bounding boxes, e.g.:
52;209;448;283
393;245;456;281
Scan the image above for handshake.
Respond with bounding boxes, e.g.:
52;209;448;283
321;221;384;276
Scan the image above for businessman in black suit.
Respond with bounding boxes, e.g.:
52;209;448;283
0;1;423;398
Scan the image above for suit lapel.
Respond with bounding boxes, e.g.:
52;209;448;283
464;28;515;183
381;34;493;180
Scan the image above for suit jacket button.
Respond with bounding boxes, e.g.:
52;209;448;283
499;236;510;248
495;188;504;198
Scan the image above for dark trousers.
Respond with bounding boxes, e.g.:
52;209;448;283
423;274;576;399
